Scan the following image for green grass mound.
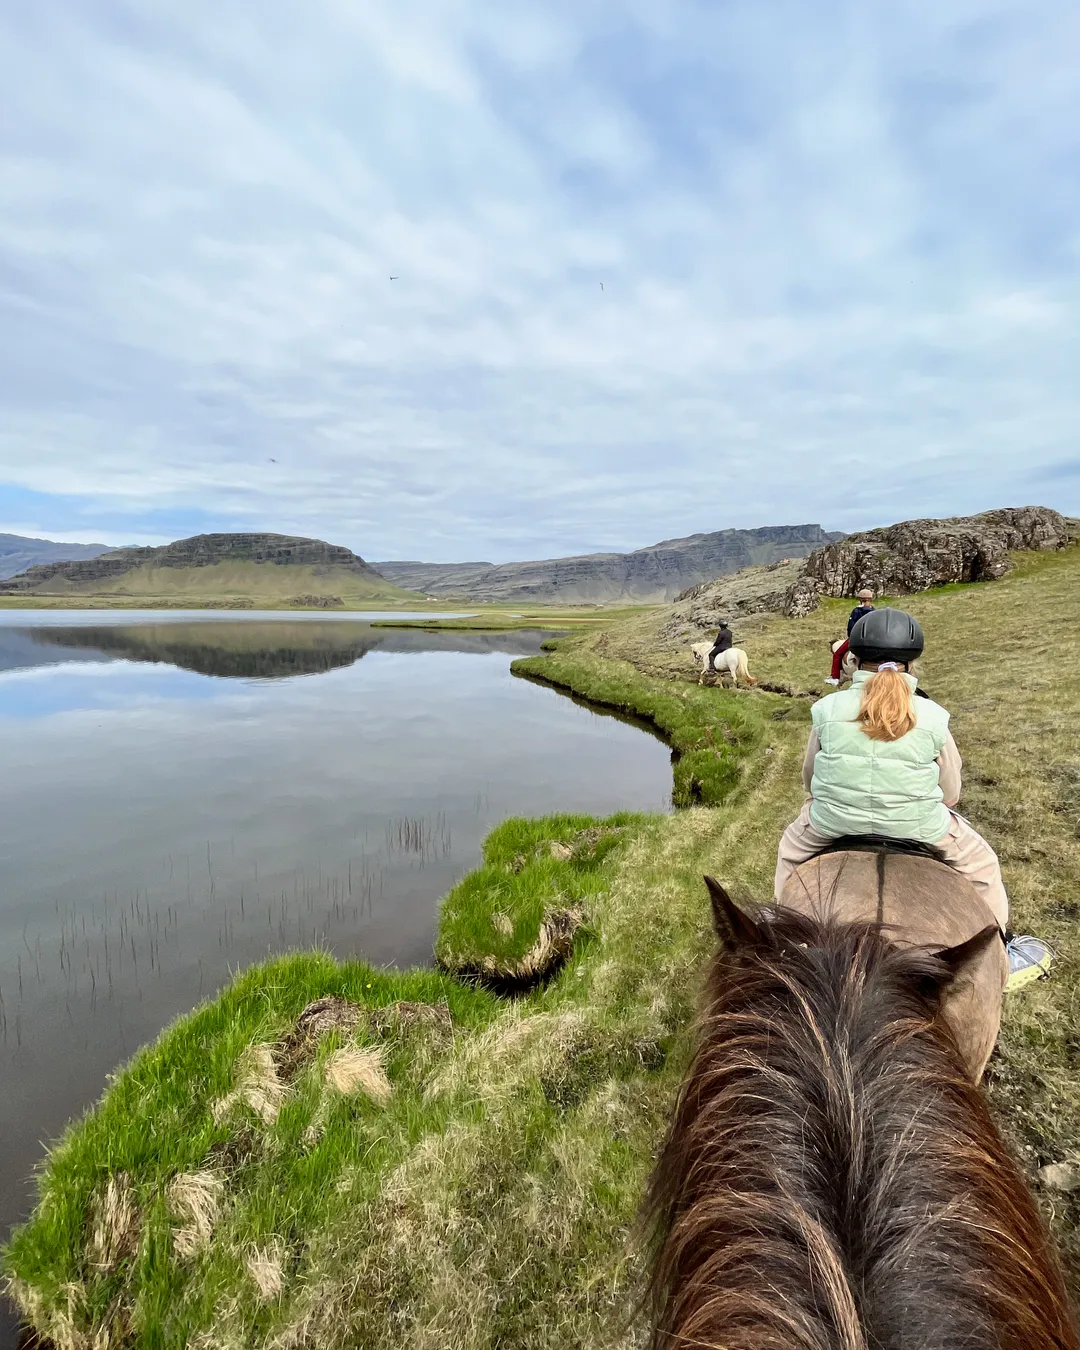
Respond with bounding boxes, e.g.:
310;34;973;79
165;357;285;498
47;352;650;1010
5;954;501;1350
435;813;643;985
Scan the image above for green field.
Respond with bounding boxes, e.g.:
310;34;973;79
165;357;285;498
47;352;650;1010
5;546;1079;1348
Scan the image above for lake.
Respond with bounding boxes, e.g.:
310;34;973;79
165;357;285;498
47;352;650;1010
0;611;671;1341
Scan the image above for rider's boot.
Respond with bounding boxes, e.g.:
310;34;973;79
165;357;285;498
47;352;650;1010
1003;931;1054;991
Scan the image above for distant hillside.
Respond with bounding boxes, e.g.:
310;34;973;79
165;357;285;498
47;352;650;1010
372;561;497;597
375;524;845;604
0;533;112;580
0;533;419;607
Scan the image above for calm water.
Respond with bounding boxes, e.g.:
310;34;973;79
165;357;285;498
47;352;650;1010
0;611;671;1338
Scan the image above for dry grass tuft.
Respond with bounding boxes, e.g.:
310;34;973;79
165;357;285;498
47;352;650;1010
425;1008;589;1105
1050;762;1080;837
86;1172;139;1272
213;1043;288;1125
245;1242;286;1303
167;1170;225;1259
367;1000;453;1040
323;1046;392;1103
490;910;514;936
6;1277;93;1350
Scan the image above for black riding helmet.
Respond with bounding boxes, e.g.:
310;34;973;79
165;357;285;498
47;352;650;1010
848;607;924;664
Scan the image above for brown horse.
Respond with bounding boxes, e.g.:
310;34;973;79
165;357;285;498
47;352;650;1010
644;877;1079;1350
779;838;1007;1081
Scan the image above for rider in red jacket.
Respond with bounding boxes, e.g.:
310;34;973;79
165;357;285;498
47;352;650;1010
827;589;874;684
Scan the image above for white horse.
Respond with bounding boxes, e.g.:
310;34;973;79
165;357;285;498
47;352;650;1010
691;641;757;687
830;637;859;685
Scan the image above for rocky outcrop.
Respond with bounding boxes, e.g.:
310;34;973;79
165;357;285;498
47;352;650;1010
782;506;1073;617
286;594;345;608
375;525;844;605
659;558;806;642
659;505;1075;642
0;533;389;593
0;533;112;580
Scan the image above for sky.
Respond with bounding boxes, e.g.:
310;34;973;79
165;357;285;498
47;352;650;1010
1;1;1079;563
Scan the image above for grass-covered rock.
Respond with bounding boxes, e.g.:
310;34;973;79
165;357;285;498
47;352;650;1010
5;544;1080;1348
435;813;641;985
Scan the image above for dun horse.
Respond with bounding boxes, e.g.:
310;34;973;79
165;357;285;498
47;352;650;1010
644;871;1079;1350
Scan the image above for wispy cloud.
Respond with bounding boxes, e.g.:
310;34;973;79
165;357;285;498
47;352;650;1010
1;0;1078;559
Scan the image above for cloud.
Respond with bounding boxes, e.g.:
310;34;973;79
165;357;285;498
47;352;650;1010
1;0;1078;560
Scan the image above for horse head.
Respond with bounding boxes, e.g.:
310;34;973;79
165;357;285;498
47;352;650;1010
642;874;1077;1350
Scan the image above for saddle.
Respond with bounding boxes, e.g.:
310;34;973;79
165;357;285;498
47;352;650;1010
780;835;1007;1080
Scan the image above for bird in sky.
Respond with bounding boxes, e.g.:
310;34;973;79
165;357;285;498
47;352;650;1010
268;457;277;463
600;282;604;291
390;275;399;280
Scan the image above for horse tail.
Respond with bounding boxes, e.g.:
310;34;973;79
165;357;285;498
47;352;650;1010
736;649;755;686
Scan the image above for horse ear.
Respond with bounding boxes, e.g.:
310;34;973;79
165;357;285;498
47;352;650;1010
930;924;1001;985
704;876;764;948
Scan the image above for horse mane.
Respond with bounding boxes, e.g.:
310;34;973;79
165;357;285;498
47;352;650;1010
643;903;1079;1350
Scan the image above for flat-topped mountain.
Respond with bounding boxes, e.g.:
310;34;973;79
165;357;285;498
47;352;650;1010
0;532;418;606
0;532;112;580
375;524;845;604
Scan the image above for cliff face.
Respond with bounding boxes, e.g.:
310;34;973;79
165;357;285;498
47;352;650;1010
370;561;496;597
0;534;112;580
0;533;390;593
375;524;844;604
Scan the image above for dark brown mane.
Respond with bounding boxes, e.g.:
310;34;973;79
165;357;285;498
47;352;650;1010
644;892;1079;1350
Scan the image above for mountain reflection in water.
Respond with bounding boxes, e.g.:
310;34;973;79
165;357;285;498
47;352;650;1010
15;622;554;679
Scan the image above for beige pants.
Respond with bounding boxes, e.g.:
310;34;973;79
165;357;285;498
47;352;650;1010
774;803;1009;929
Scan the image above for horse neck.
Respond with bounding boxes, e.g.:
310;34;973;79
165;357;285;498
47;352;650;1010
646;928;1078;1350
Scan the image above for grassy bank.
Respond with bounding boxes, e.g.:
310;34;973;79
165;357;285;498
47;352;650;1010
370;605;657;631
513;644;795;806
5;547;1080;1348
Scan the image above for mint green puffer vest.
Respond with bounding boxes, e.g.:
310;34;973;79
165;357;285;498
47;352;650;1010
809;672;952;842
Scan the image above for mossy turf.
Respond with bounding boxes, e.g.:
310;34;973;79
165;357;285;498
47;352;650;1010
435;813;643;974
5;545;1080;1348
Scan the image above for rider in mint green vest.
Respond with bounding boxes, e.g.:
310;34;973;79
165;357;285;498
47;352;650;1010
775;607;1049;990
809;671;951;841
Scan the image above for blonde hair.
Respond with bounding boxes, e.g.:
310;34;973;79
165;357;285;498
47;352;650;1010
857;665;916;742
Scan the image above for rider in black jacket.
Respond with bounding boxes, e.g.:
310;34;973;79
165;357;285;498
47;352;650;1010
847;589;875;635
708;622;733;671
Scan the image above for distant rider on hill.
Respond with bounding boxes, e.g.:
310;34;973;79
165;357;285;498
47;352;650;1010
707;621;733;672
826;588;875;685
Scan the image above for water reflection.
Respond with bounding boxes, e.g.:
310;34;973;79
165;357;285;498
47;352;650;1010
0;612;672;1335
3;621;551;680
